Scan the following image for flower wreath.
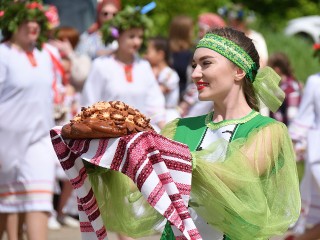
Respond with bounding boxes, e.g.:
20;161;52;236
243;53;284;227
100;5;153;46
0;0;50;49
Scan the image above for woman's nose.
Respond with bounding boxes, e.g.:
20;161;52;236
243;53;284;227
191;65;202;80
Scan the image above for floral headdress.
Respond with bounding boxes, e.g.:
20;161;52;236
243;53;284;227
101;5;153;45
313;43;320;63
0;0;50;49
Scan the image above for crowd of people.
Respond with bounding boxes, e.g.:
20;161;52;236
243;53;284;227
0;0;319;240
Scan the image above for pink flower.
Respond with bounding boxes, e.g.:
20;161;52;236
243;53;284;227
26;2;44;10
0;11;4;17
44;5;60;29
111;27;119;38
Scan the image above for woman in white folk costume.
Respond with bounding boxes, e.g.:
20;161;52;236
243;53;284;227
81;5;166;132
286;43;320;240
0;1;57;239
159;27;301;240
80;5;166;240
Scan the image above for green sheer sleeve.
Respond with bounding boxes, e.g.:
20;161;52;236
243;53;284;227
190;122;301;239
160;118;179;139
87;169;164;238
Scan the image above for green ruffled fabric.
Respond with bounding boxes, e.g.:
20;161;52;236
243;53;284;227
160;120;301;240
87;169;164;238
253;67;285;113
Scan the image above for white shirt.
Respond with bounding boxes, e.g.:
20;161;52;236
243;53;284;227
81;55;166;125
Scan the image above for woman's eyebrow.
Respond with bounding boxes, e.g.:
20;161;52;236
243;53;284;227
192;56;215;63
198;55;215;61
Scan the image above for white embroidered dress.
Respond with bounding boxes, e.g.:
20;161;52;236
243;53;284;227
289;73;320;231
0;43;57;212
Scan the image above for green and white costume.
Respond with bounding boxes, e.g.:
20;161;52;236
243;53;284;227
160;110;300;240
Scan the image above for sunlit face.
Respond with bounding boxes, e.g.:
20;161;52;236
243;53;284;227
99;3;118;23
117;28;144;56
15;21;40;45
144;41;162;66
191;47;238;102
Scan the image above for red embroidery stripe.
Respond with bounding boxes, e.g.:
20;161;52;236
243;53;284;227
147;182;165;207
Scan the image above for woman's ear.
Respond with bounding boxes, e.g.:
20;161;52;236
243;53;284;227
234;67;246;82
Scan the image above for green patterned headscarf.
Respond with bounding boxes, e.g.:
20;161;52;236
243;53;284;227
196;33;257;82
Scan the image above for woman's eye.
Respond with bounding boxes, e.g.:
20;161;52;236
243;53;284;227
191;63;197;69
202;61;211;66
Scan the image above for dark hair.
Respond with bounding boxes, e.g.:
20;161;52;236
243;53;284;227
56;26;80;49
268;52;294;78
149;36;170;65
208;27;260;111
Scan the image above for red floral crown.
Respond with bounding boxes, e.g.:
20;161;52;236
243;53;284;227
0;1;57;49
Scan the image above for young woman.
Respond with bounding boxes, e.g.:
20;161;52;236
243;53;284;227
0;2;57;239
159;27;301;239
80;6;166;132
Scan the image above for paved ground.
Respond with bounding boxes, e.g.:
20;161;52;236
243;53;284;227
46;227;289;240
2;226;290;240
1;227;161;240
47;227;160;240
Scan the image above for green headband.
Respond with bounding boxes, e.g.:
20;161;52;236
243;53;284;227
196;33;257;82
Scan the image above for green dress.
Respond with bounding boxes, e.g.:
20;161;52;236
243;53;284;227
160;110;300;240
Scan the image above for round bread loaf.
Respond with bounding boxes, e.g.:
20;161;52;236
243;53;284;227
61;101;154;139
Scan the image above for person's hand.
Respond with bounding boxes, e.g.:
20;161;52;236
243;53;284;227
95;48;115;57
178;101;190;117
49;39;74;57
292;140;306;162
157;120;166;130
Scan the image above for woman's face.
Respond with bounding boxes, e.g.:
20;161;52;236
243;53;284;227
191;47;238;102
14;21;40;45
118;28;144;56
99;3;118;23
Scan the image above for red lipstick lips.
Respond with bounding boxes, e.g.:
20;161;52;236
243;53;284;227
196;81;209;91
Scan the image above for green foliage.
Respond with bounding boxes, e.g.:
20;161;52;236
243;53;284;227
121;0;230;36
262;29;319;83
235;0;320;30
